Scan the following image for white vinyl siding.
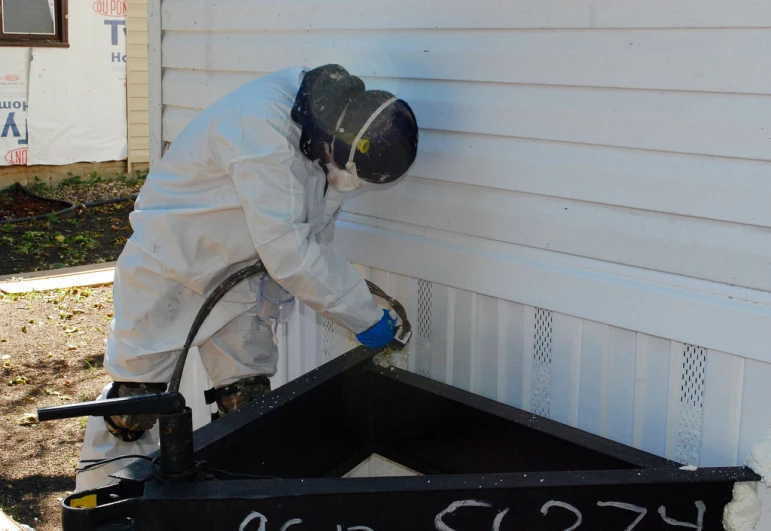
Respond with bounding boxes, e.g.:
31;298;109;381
154;0;771;473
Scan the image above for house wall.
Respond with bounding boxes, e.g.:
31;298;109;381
154;0;771;492
0;1;128;169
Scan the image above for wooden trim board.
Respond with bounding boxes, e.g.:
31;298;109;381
0;262;116;294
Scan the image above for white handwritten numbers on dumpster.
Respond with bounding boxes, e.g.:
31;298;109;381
435;499;705;531
239;514;374;531
238;498;706;530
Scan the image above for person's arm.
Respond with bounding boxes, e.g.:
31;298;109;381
317;186;344;244
220;111;382;334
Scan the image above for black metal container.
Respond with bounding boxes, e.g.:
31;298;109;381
60;347;758;530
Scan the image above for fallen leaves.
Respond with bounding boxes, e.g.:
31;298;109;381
17;412;38;426
43;388;71;401
8;375;30;385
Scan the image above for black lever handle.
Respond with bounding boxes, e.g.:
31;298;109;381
37;392;186;422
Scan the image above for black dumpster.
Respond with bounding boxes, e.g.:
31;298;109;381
52;346;756;531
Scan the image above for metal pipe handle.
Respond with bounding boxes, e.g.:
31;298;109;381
37;392;186;422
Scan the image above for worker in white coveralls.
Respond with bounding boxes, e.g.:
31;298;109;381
75;64;419;491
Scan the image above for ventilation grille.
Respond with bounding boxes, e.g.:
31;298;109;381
676;344;707;466
321;316;336;362
531;308;553;418
415;280;433;377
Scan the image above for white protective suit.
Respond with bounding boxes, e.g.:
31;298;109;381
76;66;383;491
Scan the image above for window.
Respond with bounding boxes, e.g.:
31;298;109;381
0;0;68;47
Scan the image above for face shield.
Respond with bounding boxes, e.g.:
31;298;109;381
324;97;398;193
291;65;419;191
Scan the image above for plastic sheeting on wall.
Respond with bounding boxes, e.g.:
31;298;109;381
0;0;128;167
0;49;30;166
27;0;128;165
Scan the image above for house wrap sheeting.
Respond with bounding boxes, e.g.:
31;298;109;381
0;0;128;167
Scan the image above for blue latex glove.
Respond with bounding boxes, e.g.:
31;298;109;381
356;309;397;349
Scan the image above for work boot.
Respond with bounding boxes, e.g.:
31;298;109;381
103;382;167;441
204;375;271;418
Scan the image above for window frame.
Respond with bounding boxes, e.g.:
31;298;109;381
0;0;69;48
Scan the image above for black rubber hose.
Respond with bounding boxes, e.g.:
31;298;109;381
167;263;266;393
165;265;410;393
0;205;77;224
0;182;76;224
0;191;137;225
365;280;412;340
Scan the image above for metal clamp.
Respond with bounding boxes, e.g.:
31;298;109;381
390;326;412;350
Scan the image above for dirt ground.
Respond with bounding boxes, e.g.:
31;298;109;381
0;286;113;531
0;204;132;277
0;175;142;276
0;175;142;530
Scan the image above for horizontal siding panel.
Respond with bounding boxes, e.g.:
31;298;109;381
129;110;150;124
414;131;771;229
335;213;771;364
162;69;771;228
128;84;148;98
346;177;771;292
127;70;148;83
376;78;771;161
126;30;148;45
128;62;149;73
162;70;771;161
128;44;148;59
162;29;771;94
129;124;149;137
129;138;150;150
161;0;771;30
162;69;259;108
129;149;150;160
162;105;198;141
126;6;147;18
129;98;149;112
